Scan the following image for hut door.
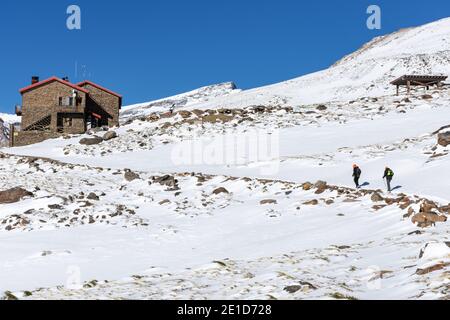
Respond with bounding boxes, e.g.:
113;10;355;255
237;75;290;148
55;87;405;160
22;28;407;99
57;114;64;131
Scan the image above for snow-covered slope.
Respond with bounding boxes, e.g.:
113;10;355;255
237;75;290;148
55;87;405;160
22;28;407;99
0;113;20;147
1;18;449;300
201;17;450;109
0;113;21;124
122;17;450;117
121;82;240;122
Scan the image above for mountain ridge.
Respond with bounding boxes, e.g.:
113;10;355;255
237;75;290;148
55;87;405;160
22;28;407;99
121;17;450;115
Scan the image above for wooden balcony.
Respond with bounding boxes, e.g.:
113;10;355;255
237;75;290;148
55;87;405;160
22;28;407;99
52;105;86;114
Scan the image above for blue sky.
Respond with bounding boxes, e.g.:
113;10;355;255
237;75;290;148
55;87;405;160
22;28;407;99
0;0;449;113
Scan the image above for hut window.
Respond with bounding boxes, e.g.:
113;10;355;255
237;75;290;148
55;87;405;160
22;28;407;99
59;97;75;106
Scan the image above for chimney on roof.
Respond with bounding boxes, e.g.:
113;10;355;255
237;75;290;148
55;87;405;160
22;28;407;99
31;76;39;84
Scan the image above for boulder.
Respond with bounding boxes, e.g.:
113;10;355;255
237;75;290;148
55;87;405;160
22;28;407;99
212;187;229;195
0;187;33;204
303;199;319;206
437;132;450;147
302;182;313;191
260;199;278;205
371;192;384;202
384;198;398;205
103;131;117;141
87;193;100;201
314;181;327;188
159;199;171;205
421;94;433;100
316;105;327;111
284;285;302;294
80;136;103;145
155;175;178;188
314;181;328;194
404;206;415;218
3;291;18;301
124;170;140;182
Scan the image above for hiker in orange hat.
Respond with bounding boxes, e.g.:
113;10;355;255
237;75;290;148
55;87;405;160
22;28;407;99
352;164;362;188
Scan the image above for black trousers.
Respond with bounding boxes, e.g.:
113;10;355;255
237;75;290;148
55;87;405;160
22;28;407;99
353;176;360;187
386;177;392;191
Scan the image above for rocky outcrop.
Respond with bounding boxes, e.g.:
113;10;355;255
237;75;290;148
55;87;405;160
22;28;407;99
412;212;447;227
202;114;234;124
0;187;33;204
412;199;448;227
416;262;450;275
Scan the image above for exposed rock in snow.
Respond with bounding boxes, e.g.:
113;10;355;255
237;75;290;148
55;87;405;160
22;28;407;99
438;132;450;147
212;187;229;195
124;169;140;182
79;136;104;146
121;82;240;123
0;187;33;204
103;131;118;141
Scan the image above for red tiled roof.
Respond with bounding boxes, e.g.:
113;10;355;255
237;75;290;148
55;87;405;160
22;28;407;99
19;76;90;94
76;80;122;98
